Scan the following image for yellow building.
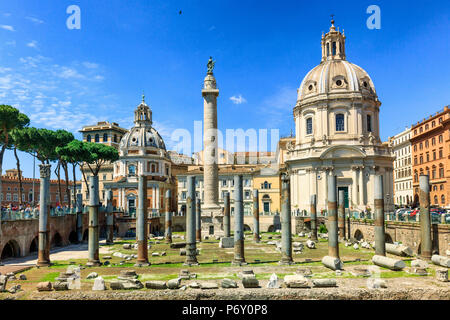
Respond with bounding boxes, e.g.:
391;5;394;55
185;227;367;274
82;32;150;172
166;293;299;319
79;121;128;205
253;167;281;214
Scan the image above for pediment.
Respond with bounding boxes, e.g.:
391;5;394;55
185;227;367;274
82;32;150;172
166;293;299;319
320;145;366;159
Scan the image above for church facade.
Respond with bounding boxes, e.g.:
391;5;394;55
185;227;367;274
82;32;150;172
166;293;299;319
104;96;176;214
286;20;394;214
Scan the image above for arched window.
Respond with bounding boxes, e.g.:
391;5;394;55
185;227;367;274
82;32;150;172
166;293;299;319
332;42;337;55
434;195;438;205
414;171;418;183
367;114;372;132
335;114;345;132
432;166;436;179
103;133;108;142
326;43;330;56
439;135;443;143
86;134;91;142
306;118;313;135
441;195;445;205
439;164;444;178
95;134;99;143
263;181;269;189
128;165;136;175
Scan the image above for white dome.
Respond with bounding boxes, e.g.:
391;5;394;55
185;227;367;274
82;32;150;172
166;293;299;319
297;59;377;101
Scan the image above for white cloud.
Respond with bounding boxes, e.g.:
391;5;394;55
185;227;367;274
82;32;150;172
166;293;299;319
26;16;44;24
27;40;38;49
0;25;15;31
230;94;247;104
82;62;99;69
56;66;84;79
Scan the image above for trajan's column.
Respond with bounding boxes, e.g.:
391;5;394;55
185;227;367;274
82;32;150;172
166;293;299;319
201;57;224;236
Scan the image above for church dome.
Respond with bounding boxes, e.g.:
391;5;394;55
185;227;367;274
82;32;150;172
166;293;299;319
119;96;166;156
297;20;377;102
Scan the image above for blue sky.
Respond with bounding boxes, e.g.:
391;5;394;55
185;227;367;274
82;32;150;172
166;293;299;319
0;0;449;179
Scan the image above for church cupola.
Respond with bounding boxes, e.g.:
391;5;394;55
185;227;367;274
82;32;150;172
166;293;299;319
134;94;153;127
321;17;346;62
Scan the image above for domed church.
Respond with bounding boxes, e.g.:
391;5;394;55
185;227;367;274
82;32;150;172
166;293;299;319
106;95;176;214
286;19;394;213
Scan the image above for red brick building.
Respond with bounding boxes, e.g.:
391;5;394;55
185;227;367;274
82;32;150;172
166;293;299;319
1;169;74;207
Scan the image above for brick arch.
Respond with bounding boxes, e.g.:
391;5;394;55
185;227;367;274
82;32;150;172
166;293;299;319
243;224;251;232
51;232;64;248
1;239;21;259
28;234;39;253
354;229;364;241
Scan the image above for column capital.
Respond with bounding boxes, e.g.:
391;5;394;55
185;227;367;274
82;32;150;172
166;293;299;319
39;164;51;179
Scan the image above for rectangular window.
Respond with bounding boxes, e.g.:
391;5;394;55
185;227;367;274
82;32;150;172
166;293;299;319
306;118;313;135
335;114;345;132
367;115;372;132
6;193;11;201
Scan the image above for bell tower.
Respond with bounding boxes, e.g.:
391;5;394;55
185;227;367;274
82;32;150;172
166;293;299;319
321;16;346;62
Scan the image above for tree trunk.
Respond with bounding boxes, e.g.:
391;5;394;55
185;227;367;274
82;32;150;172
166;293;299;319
81;163;89;196
55;161;62;206
62;161;70;209
13;147;23;205
0;144;6;207
72;163;77;208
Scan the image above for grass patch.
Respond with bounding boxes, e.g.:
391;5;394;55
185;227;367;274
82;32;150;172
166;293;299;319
39;272;59;282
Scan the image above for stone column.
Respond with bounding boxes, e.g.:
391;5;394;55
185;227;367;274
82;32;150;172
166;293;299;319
223;192;231;237
196;198;202;242
185;176;198;265
338;189;345;241
105;190;114;245
87;175;101;266
280;173;293;265
322;174;343;270
310;194;318;241
352;166;358;207
252;189;260;243
419;175;432;260
202;65;221;216
37;164;51;267
135;175;149;266
76;193;83;244
359;167;365;206
165;190;172;243
374;175;386;256
232;175;246;265
327;175;339;258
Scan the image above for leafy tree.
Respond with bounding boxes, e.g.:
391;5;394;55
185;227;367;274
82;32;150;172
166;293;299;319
0;105;30;206
11;127;59;164
52;130;74;208
56;139;90;206
9;113;31;205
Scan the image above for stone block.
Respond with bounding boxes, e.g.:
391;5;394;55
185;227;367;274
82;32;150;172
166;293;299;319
372;255;405;270
266;273;280;288
221;278;238;288
219;237;234;248
86;272;98;279
200;282;219;289
322;256;343;270
167;278;181;289
367;279;387;289
436;269;448;282
145;281;167;289
431;255;450;268
295;267;312;277
312;279;337;288
37;281;52;292
411;259;428;268
242;276;259;288
283;275;309;288
0;275;8;292
53;281;69;291
92;277;106;291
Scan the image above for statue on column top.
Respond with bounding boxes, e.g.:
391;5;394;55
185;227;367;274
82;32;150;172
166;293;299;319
207;56;215;74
